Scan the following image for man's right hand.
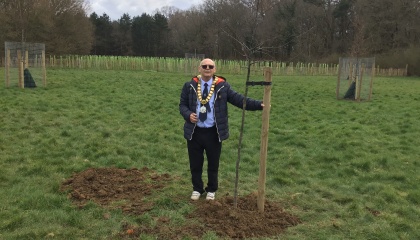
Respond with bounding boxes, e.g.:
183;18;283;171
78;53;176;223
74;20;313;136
190;113;198;123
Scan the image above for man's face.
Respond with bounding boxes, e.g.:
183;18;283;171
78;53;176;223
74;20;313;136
199;59;216;79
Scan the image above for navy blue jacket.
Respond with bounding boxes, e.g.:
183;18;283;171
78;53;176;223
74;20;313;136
179;75;263;142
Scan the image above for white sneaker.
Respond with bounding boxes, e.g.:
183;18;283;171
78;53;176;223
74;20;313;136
191;191;201;200
206;192;215;200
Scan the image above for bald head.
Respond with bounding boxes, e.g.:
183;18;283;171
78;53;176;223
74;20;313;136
198;58;216;81
200;58;215;66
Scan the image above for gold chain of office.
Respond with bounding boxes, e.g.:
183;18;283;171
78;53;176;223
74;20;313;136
197;76;218;105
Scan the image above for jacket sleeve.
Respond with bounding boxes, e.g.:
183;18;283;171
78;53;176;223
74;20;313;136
179;82;194;121
226;82;263;111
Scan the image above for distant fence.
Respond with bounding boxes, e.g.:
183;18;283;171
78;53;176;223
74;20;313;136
1;55;408;77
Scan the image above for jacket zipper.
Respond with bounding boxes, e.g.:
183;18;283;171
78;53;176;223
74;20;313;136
189;83;198;140
214;86;224;142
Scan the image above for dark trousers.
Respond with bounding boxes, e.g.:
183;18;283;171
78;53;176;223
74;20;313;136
187;126;222;193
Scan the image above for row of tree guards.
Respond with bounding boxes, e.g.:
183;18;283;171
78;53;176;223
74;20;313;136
40;55;407;77
2;55;407;89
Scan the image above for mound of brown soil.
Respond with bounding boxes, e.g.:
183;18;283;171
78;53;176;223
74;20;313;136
61;167;171;214
61;167;300;239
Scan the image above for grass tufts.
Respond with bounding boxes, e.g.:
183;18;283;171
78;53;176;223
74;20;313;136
0;69;419;239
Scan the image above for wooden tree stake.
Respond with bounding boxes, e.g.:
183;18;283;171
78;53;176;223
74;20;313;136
257;67;272;212
17;50;24;89
336;58;342;99
42;50;47;87
6;49;11;88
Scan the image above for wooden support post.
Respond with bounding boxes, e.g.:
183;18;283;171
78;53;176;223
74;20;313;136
357;64;364;101
349;63;354;87
257;67;272;212
369;64;375;101
42;50;47;87
355;75;359;101
17;50;24;88
20;61;24;88
25;50;29;69
336;58;342;99
6;49;11;87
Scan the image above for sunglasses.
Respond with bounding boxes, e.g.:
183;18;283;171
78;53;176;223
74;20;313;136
201;65;215;69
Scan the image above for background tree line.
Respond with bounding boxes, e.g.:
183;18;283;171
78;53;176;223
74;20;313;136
0;0;419;75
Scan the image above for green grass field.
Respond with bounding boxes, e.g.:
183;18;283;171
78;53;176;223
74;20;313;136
1;68;419;239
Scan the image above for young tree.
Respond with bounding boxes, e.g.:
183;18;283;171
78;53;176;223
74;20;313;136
204;0;275;208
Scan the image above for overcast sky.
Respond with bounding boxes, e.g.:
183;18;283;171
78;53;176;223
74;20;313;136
87;0;204;20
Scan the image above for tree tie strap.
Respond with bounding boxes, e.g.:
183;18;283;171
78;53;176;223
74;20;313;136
246;81;272;86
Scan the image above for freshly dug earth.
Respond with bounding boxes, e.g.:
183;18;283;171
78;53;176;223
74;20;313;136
61;167;300;239
61;167;170;215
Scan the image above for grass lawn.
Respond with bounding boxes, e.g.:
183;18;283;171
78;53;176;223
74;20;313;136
1;68;419;239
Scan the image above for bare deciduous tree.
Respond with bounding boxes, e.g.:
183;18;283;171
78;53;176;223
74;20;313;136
0;0;93;55
203;0;277;208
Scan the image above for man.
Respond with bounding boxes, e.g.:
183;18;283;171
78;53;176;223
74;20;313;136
179;58;264;201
